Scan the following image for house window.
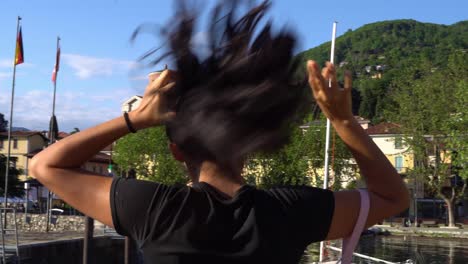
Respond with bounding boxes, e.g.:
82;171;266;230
395;156;403;172
13;139;18;149
395;137;403;149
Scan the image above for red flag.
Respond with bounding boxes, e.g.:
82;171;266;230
15;26;24;65
52;43;61;82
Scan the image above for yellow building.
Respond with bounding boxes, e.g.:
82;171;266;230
0;131;48;181
0;131;112;210
366;123;414;174
366;122;424;205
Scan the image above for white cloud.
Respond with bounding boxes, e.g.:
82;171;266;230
0;72;11;80
191;31;209;47
0;60;12;68
129;74;149;81
62;54;137;79
0;88;137;132
191;31;210;58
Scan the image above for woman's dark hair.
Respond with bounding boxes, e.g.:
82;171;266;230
136;0;304;170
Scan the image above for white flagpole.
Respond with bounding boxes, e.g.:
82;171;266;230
319;21;337;263
3;16;22;211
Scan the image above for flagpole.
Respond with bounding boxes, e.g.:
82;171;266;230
52;36;60;117
46;36;60;232
3;16;22;212
319;21;337;263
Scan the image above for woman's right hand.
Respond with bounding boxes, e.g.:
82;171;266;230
306;60;354;123
129;70;177;130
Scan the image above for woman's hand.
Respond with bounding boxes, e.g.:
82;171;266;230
307;60;353;123
129;69;177;130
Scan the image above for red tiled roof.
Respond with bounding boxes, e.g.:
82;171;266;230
1;131;41;137
0;131;48;140
56;132;114;151
366;122;401;135
58;132;70;139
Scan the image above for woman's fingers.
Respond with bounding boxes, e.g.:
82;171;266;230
325;62;339;91
307;60;352;100
145;70;176;96
158;82;178;110
307;60;325;94
159;82;176;94
344;70;352;93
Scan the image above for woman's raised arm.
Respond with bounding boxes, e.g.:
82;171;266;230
29;70;176;227
306;60;410;240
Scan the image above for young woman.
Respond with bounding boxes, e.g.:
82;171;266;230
30;1;409;263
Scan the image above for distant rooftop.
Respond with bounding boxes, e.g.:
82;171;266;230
366;122;401;135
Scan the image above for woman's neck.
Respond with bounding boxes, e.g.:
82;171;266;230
195;161;245;198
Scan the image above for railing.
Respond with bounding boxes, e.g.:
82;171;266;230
0;208;20;264
327;245;398;264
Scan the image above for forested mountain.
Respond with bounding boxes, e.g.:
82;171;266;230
296;19;468;122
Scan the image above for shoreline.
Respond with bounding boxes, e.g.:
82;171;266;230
372;224;468;239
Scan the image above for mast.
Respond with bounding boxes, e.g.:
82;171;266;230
319;21;338;263
46;36;61;232
4;16;23;210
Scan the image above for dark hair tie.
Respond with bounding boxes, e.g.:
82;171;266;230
123;112;137;133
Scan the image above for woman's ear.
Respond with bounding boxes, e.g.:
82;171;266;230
169;143;185;162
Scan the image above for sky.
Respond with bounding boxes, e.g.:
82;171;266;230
0;0;466;132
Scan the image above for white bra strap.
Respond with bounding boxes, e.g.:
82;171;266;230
340;189;370;264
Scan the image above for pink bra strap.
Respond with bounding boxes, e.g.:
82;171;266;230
340;189;370;264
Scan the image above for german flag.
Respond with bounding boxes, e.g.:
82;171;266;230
15;26;24;65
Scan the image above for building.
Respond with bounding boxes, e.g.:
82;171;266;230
366;122;414;174
121;70;164;114
0;131;49;181
299;116;371;131
364;122;458;221
0;130;113;211
121;95;142;113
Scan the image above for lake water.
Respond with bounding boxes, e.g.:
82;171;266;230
300;235;468;264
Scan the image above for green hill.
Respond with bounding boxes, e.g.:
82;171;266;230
296;19;468;122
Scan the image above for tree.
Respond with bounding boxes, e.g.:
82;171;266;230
0;155;24;198
295;20;467;124
244;115;356;190
245;125;311;189
113;127;187;185
386;53;467;227
0;113;7;132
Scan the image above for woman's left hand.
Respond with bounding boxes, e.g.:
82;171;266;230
130;69;177;130
307;60;353;123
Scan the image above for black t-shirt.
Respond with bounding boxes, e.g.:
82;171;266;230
110;177;334;264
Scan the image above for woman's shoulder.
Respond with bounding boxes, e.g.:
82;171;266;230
261;185;333;204
112;177;191;198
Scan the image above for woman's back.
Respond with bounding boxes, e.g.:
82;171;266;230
111;178;334;263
